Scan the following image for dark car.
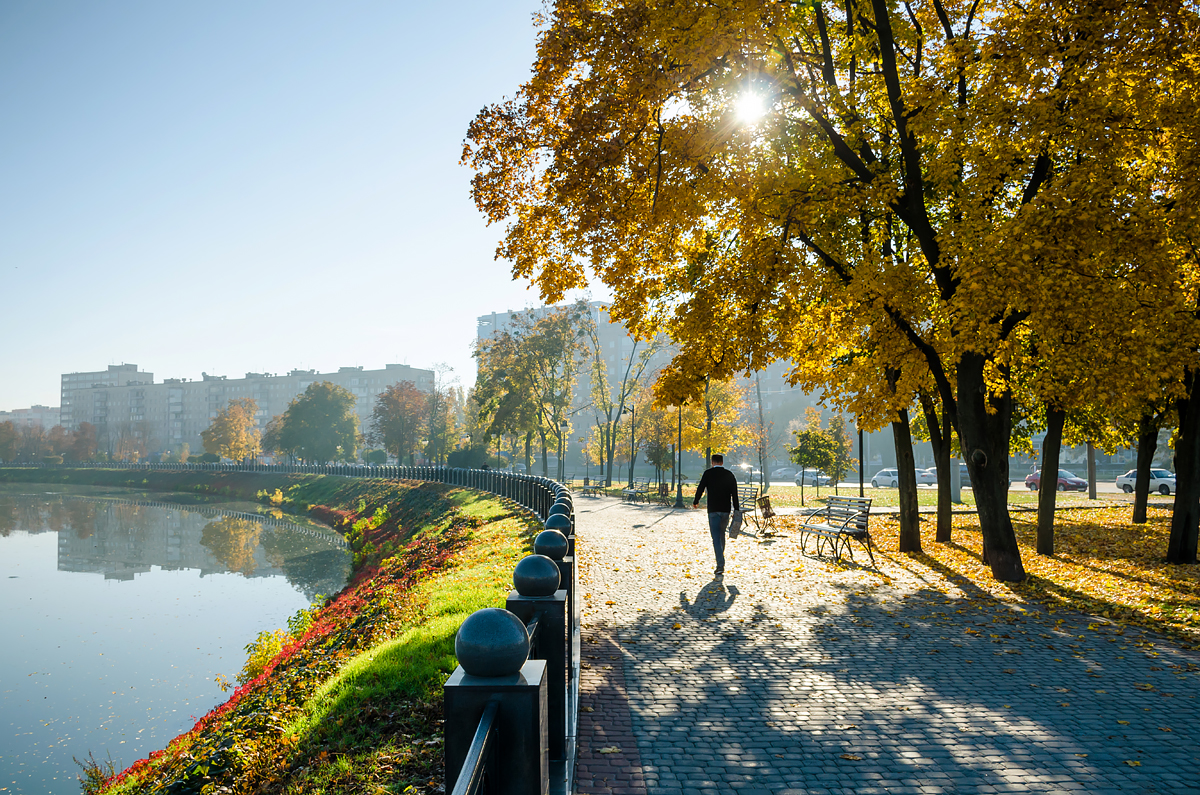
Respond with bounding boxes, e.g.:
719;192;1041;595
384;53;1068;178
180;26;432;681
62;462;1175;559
1025;469;1088;492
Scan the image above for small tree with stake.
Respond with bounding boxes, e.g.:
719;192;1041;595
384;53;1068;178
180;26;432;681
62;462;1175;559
789;429;837;508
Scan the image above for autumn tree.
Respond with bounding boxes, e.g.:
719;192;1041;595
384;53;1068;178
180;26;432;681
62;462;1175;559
272;382;359;464
789;427;836;508
369;381;428;465
201;398;262;462
0;422;17;463
67;422;98;463
465;0;1200;578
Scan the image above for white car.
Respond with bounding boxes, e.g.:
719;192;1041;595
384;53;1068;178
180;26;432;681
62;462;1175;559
770;467;799;481
1116;469;1176;495
915;468;937;486
872;468;899;488
795;469;831;486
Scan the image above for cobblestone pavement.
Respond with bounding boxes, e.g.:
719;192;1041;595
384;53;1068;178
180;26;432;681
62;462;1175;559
573;496;1200;795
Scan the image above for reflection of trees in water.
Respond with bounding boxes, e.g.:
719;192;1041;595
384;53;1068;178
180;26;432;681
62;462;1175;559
66;501;97;539
0;498;17;537
200;517;264;577
280;549;352;601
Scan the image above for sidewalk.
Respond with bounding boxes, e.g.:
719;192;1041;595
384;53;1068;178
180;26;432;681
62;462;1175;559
573;496;1200;795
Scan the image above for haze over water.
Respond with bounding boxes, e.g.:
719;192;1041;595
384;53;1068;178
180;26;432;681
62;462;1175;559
0;487;349;795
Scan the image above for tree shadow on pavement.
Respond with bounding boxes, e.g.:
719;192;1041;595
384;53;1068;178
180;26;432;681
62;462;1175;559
612;578;1200;795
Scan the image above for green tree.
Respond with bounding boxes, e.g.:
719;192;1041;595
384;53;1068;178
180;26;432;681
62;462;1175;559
789;428;836;508
273;382;359;464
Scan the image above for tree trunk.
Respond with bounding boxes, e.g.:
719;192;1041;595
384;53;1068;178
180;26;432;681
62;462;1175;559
1133;413;1158;524
1168;368;1200;564
920;392;952;543
1037;406;1066;556
524;431;532;472
894;409;922;553
956;354;1026;581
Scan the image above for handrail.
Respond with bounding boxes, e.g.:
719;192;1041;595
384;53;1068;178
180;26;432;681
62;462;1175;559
525;610;543;659
0;461;568;521
451;700;499;795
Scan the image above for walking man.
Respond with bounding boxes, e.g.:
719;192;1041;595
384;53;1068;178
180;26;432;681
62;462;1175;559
692;453;740;576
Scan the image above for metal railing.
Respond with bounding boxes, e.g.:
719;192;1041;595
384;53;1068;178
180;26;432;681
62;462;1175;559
451;701;499;795
1;461;564;520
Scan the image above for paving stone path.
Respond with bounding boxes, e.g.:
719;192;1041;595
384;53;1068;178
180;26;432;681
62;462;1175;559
572;496;1200;795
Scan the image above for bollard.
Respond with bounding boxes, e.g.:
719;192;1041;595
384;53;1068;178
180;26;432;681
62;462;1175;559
445;608;549;795
506;555;566;762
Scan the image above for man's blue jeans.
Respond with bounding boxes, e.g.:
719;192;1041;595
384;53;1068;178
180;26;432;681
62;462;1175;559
707;511;730;572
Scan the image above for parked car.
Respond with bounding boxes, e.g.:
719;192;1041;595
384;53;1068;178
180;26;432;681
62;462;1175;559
872;468;900;488
795;469;832;486
1115;469;1176;495
770;466;799;481
915;468;938;486
1025;469;1088;492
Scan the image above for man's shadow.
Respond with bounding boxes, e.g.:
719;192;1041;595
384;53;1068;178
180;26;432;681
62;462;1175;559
679;578;738;621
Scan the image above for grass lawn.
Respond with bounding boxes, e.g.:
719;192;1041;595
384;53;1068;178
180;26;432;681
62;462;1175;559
779;503;1200;648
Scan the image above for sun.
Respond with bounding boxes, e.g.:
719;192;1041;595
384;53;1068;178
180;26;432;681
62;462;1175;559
735;92;766;124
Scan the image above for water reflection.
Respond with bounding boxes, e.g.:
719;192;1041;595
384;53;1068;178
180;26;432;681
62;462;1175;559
0;494;348;599
0;488;350;795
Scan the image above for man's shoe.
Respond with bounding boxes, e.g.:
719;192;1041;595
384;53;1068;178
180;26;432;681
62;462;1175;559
714;568;724;576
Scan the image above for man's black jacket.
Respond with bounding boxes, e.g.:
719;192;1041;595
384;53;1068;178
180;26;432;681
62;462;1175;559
693;466;740;513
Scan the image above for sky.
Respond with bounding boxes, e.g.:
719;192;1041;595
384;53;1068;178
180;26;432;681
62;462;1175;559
0;1;601;411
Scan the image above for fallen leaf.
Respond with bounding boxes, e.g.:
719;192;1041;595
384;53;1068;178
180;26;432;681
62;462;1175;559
672;623;682;630
598;746;621;754
1117;720;1129;725
1124;760;1141;767
839;754;861;761
581;706;594;713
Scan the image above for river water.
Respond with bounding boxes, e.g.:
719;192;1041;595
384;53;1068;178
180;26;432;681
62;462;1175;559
0;486;351;795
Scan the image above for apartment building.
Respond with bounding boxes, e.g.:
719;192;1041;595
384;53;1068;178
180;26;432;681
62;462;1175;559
0;405;61;429
59;362;434;457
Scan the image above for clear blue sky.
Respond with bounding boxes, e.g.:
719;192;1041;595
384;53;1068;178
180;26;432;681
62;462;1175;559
0;1;597;411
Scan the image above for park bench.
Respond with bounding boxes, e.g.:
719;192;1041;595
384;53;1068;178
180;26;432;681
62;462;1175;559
796;495;875;565
737;484;760;530
621;476;651;503
579;481;604;497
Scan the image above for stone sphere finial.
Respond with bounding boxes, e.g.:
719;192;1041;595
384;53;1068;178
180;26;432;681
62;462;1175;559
513;554;561;596
534;529;569;560
455;608;529;677
543;513;571;534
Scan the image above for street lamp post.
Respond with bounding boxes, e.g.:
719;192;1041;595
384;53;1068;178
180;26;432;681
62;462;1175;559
621;405;635;487
559;420;569;482
674;403;685;508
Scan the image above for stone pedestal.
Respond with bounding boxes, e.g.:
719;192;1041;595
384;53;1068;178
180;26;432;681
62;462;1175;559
444;660;548;795
507;590;568;760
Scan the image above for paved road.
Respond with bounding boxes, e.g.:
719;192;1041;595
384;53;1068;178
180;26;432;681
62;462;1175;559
573;497;1199;795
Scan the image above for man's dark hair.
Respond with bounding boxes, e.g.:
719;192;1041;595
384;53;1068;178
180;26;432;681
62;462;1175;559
711;453;724;464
